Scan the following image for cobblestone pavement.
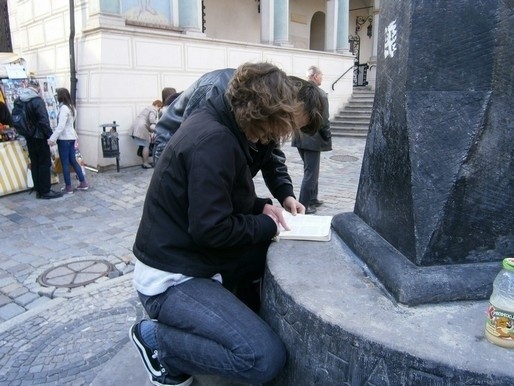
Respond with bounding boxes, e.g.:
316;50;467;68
0;136;366;385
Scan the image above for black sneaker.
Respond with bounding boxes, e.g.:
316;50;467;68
129;322;193;386
305;206;317;214
310;199;324;207
40;190;64;199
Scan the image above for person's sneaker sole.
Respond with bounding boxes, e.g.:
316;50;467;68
129;323;193;386
76;186;89;191
151;376;193;386
129;323;162;377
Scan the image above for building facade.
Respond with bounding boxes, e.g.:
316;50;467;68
6;0;379;168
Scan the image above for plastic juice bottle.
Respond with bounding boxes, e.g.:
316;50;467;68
485;257;514;348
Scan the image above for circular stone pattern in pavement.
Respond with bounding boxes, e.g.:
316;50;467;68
38;260;115;288
330;154;359;162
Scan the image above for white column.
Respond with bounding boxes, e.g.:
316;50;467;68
325;0;350;54
336;0;350;54
326;0;337;51
273;0;291;46
370;0;380;62
367;0;380;90
260;0;274;44
178;0;203;34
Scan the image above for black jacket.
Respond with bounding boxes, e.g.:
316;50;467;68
19;88;53;140
154;68;295;205
133;93;278;278
292;86;332;152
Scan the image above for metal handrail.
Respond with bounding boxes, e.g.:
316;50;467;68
331;64;355;90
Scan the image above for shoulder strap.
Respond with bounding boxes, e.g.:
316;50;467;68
24;99;36;127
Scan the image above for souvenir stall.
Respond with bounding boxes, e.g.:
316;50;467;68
0;54;59;197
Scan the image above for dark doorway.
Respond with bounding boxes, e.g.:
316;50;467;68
309;11;325;51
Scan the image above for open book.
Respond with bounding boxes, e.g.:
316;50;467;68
277;211;333;242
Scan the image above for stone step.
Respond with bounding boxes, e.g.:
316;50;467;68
344;102;374;108
349;95;375;101
332;125;370;132
352;87;374;93
331;129;368;137
331;114;370;122
338;109;372;116
334;116;371;123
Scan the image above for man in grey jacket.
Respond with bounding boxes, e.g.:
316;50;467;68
19;78;63;199
291;65;332;214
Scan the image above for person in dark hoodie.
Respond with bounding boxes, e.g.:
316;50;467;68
129;63;305;386
152;68;324;216
19;78;63;199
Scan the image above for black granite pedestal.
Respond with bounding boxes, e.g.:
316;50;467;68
334;0;514;305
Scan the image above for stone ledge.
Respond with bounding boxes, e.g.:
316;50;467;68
261;231;514;385
331;212;501;305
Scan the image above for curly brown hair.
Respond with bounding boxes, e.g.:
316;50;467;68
226;62;302;144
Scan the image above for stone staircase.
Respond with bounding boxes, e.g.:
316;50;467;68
331;87;375;137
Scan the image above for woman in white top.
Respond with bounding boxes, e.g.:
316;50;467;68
47;88;88;193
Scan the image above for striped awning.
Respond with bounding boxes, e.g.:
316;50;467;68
0;140;29;196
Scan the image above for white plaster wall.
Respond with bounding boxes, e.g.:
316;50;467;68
7;0;355;170
75;32;353;169
203;0;261;43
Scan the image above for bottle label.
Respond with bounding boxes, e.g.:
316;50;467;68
486;304;514;341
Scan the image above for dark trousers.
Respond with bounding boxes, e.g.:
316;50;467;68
221;241;271;312
26;138;52;195
297;148;320;208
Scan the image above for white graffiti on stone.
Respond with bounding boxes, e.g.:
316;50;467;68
384;20;398;58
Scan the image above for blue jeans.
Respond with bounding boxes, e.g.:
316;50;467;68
57;139;85;186
138;278;286;384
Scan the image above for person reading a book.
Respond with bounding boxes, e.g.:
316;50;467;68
152;67;325;217
130;62;306;386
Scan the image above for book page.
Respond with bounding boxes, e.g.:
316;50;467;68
278;211;333;241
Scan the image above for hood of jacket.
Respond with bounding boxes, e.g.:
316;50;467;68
153;68;235;162
18;87;40;102
203;92;254;165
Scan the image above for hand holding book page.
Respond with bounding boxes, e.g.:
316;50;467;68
277;211;333;241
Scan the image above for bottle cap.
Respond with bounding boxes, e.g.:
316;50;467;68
503;257;514;271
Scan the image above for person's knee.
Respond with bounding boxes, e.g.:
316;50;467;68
245;335;286;383
260;339;286;381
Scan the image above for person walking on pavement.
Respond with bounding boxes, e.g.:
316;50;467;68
47;88;88;194
20;78;63;199
292;65;332;214
129;62;304;386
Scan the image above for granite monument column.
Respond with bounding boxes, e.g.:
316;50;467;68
333;0;514;305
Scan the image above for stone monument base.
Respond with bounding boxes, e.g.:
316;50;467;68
261;231;514;385
332;212;501;305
